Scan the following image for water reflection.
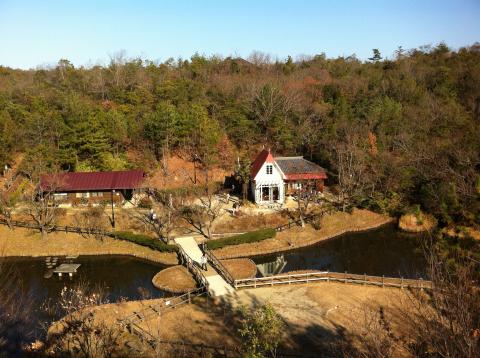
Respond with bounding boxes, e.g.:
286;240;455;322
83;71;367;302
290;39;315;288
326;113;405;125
256;254;287;276
0;255;169;340
253;224;427;279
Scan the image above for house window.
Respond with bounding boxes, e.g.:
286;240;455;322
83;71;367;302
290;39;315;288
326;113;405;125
91;192;104;197
266;165;273;175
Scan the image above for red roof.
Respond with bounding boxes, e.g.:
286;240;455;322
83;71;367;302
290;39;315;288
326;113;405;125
40;170;145;192
284;173;327;180
250;149;274;179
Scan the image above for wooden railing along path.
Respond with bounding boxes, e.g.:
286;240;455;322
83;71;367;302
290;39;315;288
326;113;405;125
204;249;235;285
233;271;432;290
117;287;237;355
119;287;207;327
0;218;111;236
176;245;210;289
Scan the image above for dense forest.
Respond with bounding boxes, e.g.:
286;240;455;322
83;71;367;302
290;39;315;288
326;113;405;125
0;43;479;225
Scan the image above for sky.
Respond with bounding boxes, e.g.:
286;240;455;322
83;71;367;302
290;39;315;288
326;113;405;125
1;0;479;69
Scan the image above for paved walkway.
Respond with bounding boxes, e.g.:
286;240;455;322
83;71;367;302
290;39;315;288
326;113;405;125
174;236;234;297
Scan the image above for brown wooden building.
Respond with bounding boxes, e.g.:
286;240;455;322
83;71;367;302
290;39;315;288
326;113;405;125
40;170;145;207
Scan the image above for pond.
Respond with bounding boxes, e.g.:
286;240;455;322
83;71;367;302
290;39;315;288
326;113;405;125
252;223;427;279
0;255;169;352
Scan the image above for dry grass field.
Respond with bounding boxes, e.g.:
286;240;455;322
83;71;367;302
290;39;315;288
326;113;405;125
0;226;178;265
89;281;415;357
213;209;392;259
152;265;197;293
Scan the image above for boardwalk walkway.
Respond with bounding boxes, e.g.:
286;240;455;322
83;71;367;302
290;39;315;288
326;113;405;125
174;236;234;297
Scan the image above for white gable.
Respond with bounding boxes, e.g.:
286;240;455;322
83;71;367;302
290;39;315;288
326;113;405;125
253;161;283;184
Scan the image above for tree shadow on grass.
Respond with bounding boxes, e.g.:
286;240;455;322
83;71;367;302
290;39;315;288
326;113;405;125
191;292;364;357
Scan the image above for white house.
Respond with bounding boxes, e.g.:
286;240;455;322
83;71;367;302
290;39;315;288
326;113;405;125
250;149;327;205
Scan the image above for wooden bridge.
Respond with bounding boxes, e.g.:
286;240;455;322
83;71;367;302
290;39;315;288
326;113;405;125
174;236;235;297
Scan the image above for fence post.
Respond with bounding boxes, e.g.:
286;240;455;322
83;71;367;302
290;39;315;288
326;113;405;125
271;276;273;286
344;271;347;284
364;273;366;285
420;278;423;290
187;291;191;304
401;277;404;289
382;275;384;288
327;270;330;282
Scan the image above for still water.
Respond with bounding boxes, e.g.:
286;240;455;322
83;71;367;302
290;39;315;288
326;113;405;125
0;255;168;347
253;223;427;279
1;225;426;353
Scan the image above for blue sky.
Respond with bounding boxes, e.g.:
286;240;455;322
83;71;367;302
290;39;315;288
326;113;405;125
1;0;479;69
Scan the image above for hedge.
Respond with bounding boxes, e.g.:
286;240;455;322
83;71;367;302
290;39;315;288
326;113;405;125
206;228;276;250
111;231;178;253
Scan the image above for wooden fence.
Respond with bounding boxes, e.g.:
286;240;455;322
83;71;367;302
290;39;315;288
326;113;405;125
126;332;237;357
120;287;207;327
205;249;235;285
118;287;227;354
176;244;211;289
233;271;432;290
0;218;112;237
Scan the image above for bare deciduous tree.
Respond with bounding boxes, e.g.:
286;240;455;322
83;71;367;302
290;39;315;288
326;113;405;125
0;260;34;354
45;283;121;357
23;177;62;238
293;180;317;227
333;131;370;211
73;205;109;240
0;190;15;229
178;177;223;239
24;193;58;238
350;241;480;358
130;192;178;243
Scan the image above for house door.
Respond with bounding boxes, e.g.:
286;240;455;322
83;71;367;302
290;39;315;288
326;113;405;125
262;187;270;201
272;186;279;201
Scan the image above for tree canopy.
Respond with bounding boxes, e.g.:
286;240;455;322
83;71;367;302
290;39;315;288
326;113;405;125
0;43;479;223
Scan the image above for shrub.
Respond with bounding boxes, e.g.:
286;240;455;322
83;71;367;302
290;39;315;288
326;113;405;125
206;228;276;250
111;231;177;253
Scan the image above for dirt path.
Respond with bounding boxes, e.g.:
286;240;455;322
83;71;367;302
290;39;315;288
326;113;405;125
213;209;393;259
0;226;178;265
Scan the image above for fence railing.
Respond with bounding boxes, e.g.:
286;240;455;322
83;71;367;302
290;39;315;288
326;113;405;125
120;286;207;326
118;287;209;353
0;218;112;236
205;249;235;285
233;271;432;290
176;245;210;290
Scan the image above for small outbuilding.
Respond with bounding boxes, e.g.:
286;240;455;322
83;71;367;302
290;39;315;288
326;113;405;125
40;169;145;207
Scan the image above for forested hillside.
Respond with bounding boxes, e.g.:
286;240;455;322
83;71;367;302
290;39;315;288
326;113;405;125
0;44;479;224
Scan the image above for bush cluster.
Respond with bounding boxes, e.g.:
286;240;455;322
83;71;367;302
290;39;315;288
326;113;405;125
111;231;178;253
206;228;276;250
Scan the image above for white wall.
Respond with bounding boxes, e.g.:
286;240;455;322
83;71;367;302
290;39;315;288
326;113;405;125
253;161;283;183
252;162;284;204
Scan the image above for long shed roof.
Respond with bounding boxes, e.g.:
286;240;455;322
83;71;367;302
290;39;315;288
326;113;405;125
40;170;145;192
274;156;327;180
